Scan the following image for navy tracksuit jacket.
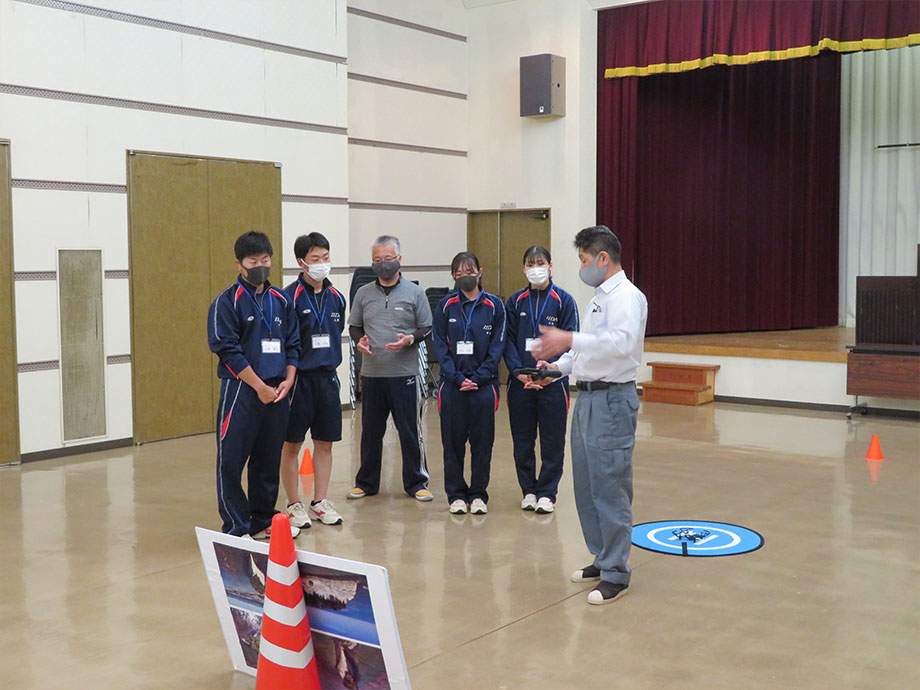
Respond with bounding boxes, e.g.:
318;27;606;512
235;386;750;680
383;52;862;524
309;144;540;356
284;275;346;371
207;278;299;536
432;290;506;504
503;282;579;501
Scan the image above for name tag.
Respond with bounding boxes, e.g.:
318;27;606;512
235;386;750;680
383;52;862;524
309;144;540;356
525;338;539;352
261;339;281;354
456;341;474;355
312;334;331;349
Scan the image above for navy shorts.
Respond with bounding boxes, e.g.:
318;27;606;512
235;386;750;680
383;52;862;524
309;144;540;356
285;370;343;443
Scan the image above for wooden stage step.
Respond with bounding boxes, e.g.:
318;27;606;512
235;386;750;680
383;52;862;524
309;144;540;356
639;362;721;406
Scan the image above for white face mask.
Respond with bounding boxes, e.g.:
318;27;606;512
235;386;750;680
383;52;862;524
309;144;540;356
304;261;331;281
525;266;549;286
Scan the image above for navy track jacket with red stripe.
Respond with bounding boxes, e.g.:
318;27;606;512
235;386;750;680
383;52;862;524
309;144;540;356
207;277;300;381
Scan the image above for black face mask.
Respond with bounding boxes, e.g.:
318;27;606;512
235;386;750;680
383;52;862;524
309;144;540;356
242;265;270;286
372;260;401;281
456;275;479;293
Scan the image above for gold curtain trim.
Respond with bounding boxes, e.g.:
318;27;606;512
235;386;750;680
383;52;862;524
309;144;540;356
604;33;920;78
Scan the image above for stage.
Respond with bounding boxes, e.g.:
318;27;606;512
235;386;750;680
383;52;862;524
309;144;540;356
639;327;919;415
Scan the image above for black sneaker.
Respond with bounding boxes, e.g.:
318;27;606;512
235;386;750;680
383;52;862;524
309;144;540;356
587;581;628;605
570;565;601;582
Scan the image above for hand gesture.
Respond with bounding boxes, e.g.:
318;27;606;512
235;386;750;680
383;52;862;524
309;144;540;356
257;383;278;405
273;378;293;403
385;333;413;351
459;378;479;391
530;326;572;360
356;335;373;356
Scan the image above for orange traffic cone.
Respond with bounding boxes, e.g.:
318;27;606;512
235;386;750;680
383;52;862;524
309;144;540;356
299;448;314;476
864;434;885;484
255;513;320;690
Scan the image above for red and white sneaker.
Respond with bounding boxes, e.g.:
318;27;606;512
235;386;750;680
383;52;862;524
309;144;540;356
310;499;344;525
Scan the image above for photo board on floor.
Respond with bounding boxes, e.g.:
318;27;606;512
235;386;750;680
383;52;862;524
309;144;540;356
196;527;410;690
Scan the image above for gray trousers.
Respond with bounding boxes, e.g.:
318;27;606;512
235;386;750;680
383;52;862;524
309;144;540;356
570;382;639;585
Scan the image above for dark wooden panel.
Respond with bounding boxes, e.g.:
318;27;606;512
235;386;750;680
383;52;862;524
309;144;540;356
206;159;282;414
128;153;213;443
855;275;920;346
498;210;550;301
846;352;920;400
0;141;18;463
59;250;106;440
467;211;499;296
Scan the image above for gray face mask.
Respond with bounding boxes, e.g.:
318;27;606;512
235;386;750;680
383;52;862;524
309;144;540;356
372;260;400;281
456;275;479;292
579;255;607;287
242;265;270;286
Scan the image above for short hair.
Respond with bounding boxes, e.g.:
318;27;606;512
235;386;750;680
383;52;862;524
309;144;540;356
522;245;551;264
573;225;621;264
293;232;330;260
450;251;481;276
372;235;401;254
234;231;273;261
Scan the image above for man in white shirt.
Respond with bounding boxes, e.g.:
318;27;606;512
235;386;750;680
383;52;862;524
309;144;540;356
533;226;648;605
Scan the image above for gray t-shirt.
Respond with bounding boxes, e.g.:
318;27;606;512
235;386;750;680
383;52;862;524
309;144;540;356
349;277;433;377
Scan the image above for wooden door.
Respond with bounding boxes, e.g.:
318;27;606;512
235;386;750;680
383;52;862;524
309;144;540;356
0;140;18;464
498;210;551;300
466;211;500;295
128;153;282;443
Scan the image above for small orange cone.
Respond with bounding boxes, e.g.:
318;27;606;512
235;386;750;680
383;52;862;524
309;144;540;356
864;434;885;461
299;447;314;476
255;514;320;690
864;434;885;484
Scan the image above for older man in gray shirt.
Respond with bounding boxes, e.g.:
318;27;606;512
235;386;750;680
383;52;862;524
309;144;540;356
347;235;434;501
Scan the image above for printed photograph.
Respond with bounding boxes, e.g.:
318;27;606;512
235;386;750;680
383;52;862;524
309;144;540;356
314;631;391;690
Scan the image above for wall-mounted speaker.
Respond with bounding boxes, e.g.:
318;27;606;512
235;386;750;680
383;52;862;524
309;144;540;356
520;53;565;118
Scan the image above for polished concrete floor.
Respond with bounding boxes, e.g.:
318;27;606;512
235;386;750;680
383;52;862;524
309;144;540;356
1;397;918;689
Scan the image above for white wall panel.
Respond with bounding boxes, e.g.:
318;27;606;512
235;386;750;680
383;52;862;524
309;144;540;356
89;194;129;269
348;0;468;37
348;80;467;150
84;15;184;103
398;268;453;292
17;369;63;453
102;279;131;356
178;35;266;116
265;55;345;126
14;280;59;363
348;146;466;208
348;208;465;266
348;14;468;94
90;0;345;56
12;190;126;270
104;362;133;439
267;129;348;197
0;97;90;181
0;1;87;88
281;203;350;270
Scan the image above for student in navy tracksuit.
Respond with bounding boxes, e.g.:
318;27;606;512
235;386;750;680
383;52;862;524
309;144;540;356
280;232;347;529
504;246;579;514
432;252;506;516
207;232;300;540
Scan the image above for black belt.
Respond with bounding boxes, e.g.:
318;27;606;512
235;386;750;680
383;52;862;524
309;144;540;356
576;380;613;391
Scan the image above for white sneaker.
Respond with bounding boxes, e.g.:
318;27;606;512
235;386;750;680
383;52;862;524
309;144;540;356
286;501;312;528
310;499;343;525
535;497;555;514
252;524;301;539
449;499;468;514
521;494;537;511
470;498;488;515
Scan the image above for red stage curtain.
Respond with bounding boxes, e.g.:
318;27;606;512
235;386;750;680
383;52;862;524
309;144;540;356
602;0;920;78
634;54;841;335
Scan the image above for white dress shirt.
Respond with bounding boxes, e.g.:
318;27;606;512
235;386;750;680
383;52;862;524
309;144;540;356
556;270;648;383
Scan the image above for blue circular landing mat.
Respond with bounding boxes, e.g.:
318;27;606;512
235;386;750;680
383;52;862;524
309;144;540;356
632;520;764;557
